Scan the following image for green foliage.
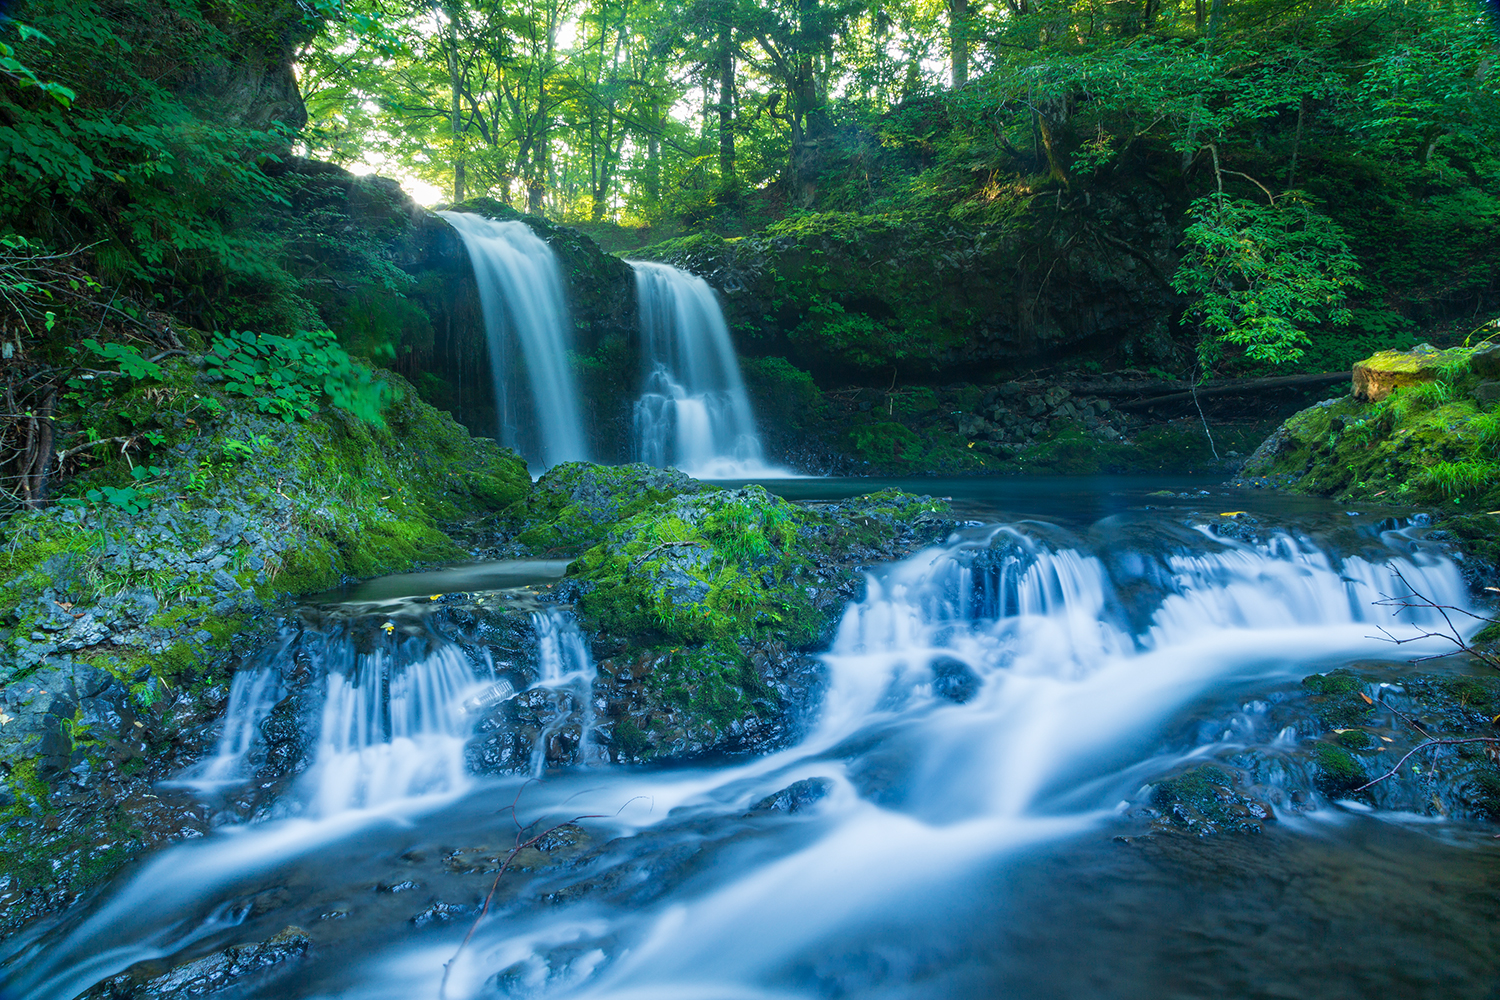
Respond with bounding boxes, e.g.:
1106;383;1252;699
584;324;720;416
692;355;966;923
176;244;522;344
0;24;74;107
1173;195;1362;366
1416;460;1499;502
77;339;162;381
0;0;324;335
205;329;389;425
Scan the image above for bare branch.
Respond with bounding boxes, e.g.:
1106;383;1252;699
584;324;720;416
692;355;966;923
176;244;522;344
1351;737;1500;792
438;784;615;1000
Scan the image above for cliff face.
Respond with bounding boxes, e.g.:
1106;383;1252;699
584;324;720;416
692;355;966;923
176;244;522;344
640;187;1183;382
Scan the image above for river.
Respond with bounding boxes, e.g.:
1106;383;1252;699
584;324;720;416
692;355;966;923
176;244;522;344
4;477;1497;1000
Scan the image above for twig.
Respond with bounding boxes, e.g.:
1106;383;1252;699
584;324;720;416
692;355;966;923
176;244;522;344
438;783;607;999
1351;737;1500;792
54;434;137;463
1376;696;1434;741
1367;567;1500;671
631;540;705;569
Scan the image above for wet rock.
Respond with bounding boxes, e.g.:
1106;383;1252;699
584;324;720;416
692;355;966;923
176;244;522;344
411;901;476;927
78;926;310;999
1144;765;1274;836
929;656;980;703
749;777;833;814
1471;342;1500;379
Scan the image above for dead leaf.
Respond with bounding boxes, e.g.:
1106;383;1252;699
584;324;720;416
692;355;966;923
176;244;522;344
1360;692;1374;705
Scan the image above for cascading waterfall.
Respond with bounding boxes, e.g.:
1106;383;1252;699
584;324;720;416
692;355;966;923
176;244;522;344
440;211;589;469
184;630;493;816
630;261;786;478
7;515;1489;1000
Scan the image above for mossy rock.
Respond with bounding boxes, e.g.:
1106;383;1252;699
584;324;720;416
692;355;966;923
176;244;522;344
1302;670;1376;729
1352;344;1464;402
569;485;828;652
1149;765;1274;835
1313;742;1369;796
505;463;706;556
568;484;952;761
1241;367;1500;512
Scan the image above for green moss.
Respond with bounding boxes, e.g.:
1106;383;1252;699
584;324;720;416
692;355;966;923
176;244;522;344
1245;347;1500;511
1334;728;1375;750
507;463;704;555
572;486;826;652
1302;670;1376;729
1313;742;1368;795
1149;765;1269;834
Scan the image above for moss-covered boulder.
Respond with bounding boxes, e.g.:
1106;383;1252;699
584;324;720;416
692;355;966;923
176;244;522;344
1351;344;1463;401
565;486;953;761
1240;344;1500;515
501;462;706;556
1147;765;1275;836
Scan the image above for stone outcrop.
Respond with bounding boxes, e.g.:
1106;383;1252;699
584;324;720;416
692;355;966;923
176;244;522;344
639;199;1183;380
1351;344;1455;401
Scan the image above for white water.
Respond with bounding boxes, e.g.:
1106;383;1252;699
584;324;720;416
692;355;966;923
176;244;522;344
440;211;589;469
4;522;1483;1000
630;261;788;478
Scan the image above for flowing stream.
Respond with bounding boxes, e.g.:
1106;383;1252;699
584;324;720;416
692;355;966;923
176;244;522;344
631;262;786;478
440;212;588;469
5;487;1500;999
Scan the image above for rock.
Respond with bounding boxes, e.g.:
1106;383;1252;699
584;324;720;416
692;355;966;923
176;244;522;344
1473;381;1500;405
929;656;980;703
1351;345;1457;401
1471;342;1500;379
505;462;705;555
749;777;833;814
78;926;310;999
1146;765;1274;836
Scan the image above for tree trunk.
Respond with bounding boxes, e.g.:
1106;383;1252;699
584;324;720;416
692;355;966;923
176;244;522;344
442;6;465;202
950;0;969;89
718;21;735;184
529;135;547;214
646;99;661;203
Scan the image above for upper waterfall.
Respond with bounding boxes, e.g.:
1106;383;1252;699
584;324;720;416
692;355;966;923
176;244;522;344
630;261;788;478
439;211;589;469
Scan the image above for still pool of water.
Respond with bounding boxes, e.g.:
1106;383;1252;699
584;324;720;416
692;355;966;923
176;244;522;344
3;477;1496;1000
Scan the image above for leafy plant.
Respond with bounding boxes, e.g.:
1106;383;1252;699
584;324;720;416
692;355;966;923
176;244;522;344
1173;195;1362;367
58;464;167;514
205;329;389;425
77;339;162;381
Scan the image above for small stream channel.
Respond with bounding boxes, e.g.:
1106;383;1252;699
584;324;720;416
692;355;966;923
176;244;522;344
3;478;1498;1000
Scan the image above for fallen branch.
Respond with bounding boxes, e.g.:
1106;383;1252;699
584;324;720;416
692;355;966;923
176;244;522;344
439;782;607;999
1114;372;1349;410
631;539;705;570
54;434;137;464
1351;737;1500;792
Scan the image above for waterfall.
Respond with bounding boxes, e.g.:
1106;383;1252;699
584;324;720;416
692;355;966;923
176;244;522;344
630;261;786;478
439;211;589;469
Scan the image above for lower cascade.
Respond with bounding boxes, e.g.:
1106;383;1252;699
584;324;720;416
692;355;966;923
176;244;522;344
5;515;1494;1000
440;211;589;469
630;261;786;478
